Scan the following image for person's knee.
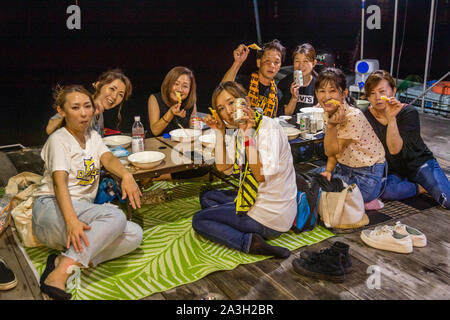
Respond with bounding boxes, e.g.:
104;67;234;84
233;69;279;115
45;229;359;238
127;221;143;247
192;211;206;233
105;208;127;233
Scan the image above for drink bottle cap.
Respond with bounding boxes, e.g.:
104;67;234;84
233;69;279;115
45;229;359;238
134;116;140;122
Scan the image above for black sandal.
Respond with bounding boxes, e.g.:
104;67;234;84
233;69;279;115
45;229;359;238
40;254;72;300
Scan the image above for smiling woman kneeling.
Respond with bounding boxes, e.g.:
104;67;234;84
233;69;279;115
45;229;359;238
192;81;296;258
33;85;143;300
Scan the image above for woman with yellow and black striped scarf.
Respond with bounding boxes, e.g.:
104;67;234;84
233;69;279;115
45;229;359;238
192;82;297;258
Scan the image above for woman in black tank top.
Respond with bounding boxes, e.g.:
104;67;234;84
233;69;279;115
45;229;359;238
148;66;197;136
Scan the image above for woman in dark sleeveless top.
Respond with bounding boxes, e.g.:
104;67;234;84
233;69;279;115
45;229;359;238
147;66;209;180
148;66;197;136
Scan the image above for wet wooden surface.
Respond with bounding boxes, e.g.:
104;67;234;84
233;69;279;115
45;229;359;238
1;194;448;300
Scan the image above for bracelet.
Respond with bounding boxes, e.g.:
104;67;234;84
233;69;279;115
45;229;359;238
244;138;255;147
161;116;169;123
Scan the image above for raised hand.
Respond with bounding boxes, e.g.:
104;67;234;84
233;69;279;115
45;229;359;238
170;103;186;118
384;97;404;121
202;114;225;133
233;44;250;65
290;81;300;100
327;105;346;127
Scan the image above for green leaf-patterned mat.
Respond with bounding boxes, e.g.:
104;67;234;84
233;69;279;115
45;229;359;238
22;179;334;300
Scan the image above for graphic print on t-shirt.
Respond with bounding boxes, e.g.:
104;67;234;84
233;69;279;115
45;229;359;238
76;157;99;186
298;95;314;105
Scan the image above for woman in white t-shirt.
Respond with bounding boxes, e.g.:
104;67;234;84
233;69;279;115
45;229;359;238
33;85;143;300
192;81;297;258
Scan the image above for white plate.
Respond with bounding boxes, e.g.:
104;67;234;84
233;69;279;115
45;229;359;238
299;107;324;120
103;135;132;148
128;151;165;169
279;115;292;121
283;127;302;140
169;129;201;142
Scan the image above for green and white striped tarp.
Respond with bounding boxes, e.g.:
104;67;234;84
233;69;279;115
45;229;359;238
22;179;334;300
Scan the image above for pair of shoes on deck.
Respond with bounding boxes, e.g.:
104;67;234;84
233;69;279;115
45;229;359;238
40;254;72;300
248;233;291;259
0;257;18;291
360;221;427;254
292;241;352;283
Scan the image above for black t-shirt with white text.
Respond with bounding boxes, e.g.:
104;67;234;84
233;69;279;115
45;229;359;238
278;73;317;113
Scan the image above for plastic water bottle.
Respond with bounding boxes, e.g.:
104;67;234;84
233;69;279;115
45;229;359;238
132;116;145;140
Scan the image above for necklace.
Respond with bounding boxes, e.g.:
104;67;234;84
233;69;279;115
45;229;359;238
66;127;86;149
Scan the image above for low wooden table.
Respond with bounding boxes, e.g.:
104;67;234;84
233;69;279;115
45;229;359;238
111;137;213;220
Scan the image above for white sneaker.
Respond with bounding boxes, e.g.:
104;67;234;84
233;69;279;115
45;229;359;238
393;221;427;247
360;225;413;254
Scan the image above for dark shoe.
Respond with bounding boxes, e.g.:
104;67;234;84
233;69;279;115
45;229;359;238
0;257;17;291
40;254;72;300
248;233;291;259
293;249;345;283
300;241;353;273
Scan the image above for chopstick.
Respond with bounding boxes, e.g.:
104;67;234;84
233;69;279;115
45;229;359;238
176;120;189;137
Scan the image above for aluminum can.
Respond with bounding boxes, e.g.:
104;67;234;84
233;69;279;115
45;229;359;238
294;70;304;87
233;98;246;124
299;114;310;132
310;118;317;133
190;116;202;129
131;136;144;154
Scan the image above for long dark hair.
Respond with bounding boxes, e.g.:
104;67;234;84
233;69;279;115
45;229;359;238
93;69;133;130
315;67;355;106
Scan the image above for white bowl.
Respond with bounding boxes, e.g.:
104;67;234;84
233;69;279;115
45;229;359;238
103;135;132;148
283;127;302;140
169;129;201;142
279;115;292;121
199;134;216;148
128;151;165;169
300;107;324;120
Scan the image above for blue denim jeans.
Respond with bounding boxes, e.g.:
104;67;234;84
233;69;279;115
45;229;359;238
382;159;449;209
32;196;143;267
309;161;386;202
192;190;282;253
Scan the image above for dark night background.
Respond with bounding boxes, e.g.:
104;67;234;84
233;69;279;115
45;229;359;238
0;0;448;147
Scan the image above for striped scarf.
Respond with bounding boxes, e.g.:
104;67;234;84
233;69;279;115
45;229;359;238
247;72;278;118
233;110;263;215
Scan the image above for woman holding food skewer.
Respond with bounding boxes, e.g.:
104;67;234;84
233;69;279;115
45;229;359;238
147;66;198;136
362;70;450;209
192;81;296;258
147;66;209;180
311;67;387;204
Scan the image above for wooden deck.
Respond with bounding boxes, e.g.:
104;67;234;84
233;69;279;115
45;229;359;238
1;205;448;300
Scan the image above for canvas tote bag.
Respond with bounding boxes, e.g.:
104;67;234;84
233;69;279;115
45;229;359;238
318;183;369;229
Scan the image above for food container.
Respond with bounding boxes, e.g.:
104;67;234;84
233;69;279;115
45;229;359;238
169;129;201;142
102;135;132;148
128;151;166;170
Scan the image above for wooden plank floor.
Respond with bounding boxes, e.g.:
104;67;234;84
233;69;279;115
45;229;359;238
149;206;450;300
0;206;448;300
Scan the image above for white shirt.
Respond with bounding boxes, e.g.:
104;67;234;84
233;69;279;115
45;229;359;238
34;127;110;202
225;116;297;232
